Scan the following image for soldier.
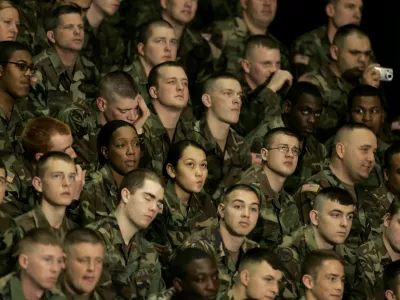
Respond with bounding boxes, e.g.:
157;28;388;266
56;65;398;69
246;82;326;194
383;260;400;300
0;1;19;42
61;228;116;299
351;198;400;299
234;35;293;136
14;151;79;240
292;0;363;76
0;41;35;154
209;0;290;74
0;228;66;300
221;248;283;300
196;72;252;203
179;183;260;297
301;250;346;300
295;123;377;246
238;127;301;248
79;120;141;226
87;168;165;299
384;144;400;198
29;5;100;117
143;61;203;175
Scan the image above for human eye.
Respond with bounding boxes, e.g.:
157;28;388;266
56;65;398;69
251;207;259;213
201;163;208;168
330;212;340;218
314;112;321;117
116;142;125;148
280;145;289;152
372;108;380;114
292;148;300;156
182;81;188;87
361;147;369;153
347;214;354;220
187;162;194;167
301;109;310;115
69;174;76;181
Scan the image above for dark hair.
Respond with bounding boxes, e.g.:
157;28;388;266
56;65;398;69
387;198;400;217
301;250;344;280
202;72;240;95
170;248;214;280
347;85;386;114
262;127;299;149
239;248;284;272
164;140;207;178
64;228;104;254
44;5;82;32
35;151;75;178
313;186;355;209
286;82;323;106
99;71;139;103
18;228;62;255
0;159;6;173
137;19;174;45
333;24;368;48
0;41;31;68
243;35;279;58
222;183;260;205
147;61;184;92
384;260;400;292
97;120;138;166
384;143;400;172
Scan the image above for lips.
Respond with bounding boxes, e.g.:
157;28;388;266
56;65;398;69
61;191;71;196
125;160;137;167
284;161;293;166
239;221;249;227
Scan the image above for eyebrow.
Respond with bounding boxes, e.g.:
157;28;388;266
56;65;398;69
144;192;156;199
328;209;344;213
302;105;322;111
164;77;188;81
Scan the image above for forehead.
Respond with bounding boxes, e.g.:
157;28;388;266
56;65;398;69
390;153;400;167
149;25;176;39
111;126;138;139
0;168;5;178
271;133;299;147
159;66;187;80
0;7;19;16
347;128;376;145
317;260;344;277
70;242;104;256
187;258;217;275
294;93;323;109
180;146;206;159
342;34;371;50
214;78;241;92
112;95;139;107
337;0;363;6
253;261;283;279
250;46;280;60
138;179;164;195
352;95;382;108
44;158;76;173
227;189;259;205
320;199;355;213
32;244;63;256
58;13;83;25
9;50;32;62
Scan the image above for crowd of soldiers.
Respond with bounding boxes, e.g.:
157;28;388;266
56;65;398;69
0;0;399;299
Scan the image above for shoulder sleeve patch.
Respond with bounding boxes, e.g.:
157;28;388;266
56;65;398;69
301;183;320;193
277;248;293;263
6;171;15;183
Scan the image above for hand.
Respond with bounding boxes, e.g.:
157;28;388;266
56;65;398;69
362;63;381;88
267;70;293;93
133;95;150;135
73;164;86;200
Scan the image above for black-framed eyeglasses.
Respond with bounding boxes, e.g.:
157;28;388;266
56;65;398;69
1;61;37;74
267;145;300;157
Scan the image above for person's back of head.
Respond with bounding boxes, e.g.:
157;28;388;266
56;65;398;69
384;260;400;300
384;143;400;196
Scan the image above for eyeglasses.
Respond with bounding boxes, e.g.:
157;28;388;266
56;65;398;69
267;145;300;157
1;61;37;74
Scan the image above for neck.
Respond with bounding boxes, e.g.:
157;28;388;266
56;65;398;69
86;4;105;34
206;112;230;151
63;276;89;298
262;164;285;193
232;283;247;300
99;112;107;126
174;182;191;206
383;230;400;261
0;90;15;116
242;12;267;35
305;290;318;300
327;20;338;44
220;221;245;252
20;272;46;300
41;200;66;229
330;62;342;78
138;56;152;78
312;225;335;250
53;46;79;68
161;11;185;40
110;166;124;187
153;101;182;134
115;205;138;245
244;74;257;91
329;160;356;186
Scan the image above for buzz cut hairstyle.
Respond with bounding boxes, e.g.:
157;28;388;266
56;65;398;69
243;35;279;59
238;248;284;273
147;60;184;91
222;183;260;205
387;198;400;219
0;159;5;174
35;151;75;178
384;260;400;292
44;5;82;33
262;127;299;149
64;228;104;254
313;186;355;210
383;143;400;172
98;71;139;103
347;84;387;114
137;19;174;45
333;122;374;146
333;24;369;48
18;228;63;256
202;72;240;95
286;82;323;106
301;249;344;280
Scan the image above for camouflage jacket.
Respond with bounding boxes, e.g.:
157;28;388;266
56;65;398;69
194;117;252;204
0;104;26;155
14;205;79;240
147;287;176;300
219;287;235;300
179;223;259;297
237;164;301;248
80;164;119;227
0;272;66;300
146;179;218;255
29;46;100;117
123;57;151;105
87;212;165;300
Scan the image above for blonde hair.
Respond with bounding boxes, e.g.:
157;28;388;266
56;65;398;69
0;1;17;11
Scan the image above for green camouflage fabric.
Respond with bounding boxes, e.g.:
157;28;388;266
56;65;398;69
232;77;282;137
294;165;369;248
209;17;291;74
146;179;218;258
29;46;100;117
0;272;66;300
79;164;119;227
87;212;165;300
147;287;176;300
123;56;151;105
0;104;26;155
237;164;301;249
14;205;79;240
219;287;234;300
179;223;259;298
351;233;392;299
194;117;252;204
245;115;327;194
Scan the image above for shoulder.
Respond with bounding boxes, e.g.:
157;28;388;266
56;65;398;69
295;26;327;44
33;49;51;65
0;272;14;289
148;287;176;300
87;217;115;242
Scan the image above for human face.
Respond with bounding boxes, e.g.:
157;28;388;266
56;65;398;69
244;46;280;88
0;168;7;205
330;0;363;28
163;0;198;26
48;133;77;159
171;146;208;194
103;95;140;124
181;258;219;300
314;200;355;246
384;212;400;253
0;7;19;41
125;179;164;230
58;0;93;16
23;244;64;290
220;189;259;237
53;13;84;52
152;66;189;110
245;261;283;300
287;93;323;138
309;260;345;300
350;95;384;135
341;128;377;182
242;0;277;28
140;26;178;68
262;133;299;178
37;159;77;206
208;78;243;125
0;50;33;98
105;126;140;175
92;0;120;17
385;153;400;196
64;243;104;295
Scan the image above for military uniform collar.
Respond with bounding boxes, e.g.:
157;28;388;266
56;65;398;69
256;165;283;199
164;179;202;213
32;205;73;233
99;164;119;196
47;46;85;78
109;212;144;252
133;57;148;85
9;272;63;299
304;225;320;251
199;116;236;153
375;233;393;264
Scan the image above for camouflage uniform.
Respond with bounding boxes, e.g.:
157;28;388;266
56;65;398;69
0;272;66;300
14;205;79;240
0;104;26;155
123;57;151;105
219;288;235;300
87;212;165;300
79;164;119;227
179;223;259;297
245;115;327;194
194;117;252;204
147;287;176;300
237;164;301;248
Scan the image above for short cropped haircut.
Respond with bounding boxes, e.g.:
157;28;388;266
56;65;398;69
347;85;386;114
286;82;323;106
22;117;71;160
147;61;184;91
44;5;82;32
333;122;374;146
35;151;75;178
333;24;368;48
243;35;279;59
137;19;174;45
313;186;355;210
0;0;16;11
202;72;240;95
262;127;299;149
384;143;400;172
64;228;104;254
384;260;400;292
0;159;5;173
119;168;164;201
170;248;215;280
301;250;344;280
239;248;284;272
0;41;31;68
18;228;62;256
98;71;139;103
222;183;260;205
387;198;400;218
